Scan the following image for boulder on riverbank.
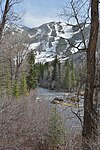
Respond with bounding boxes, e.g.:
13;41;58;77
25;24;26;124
51;97;64;104
51;97;78;107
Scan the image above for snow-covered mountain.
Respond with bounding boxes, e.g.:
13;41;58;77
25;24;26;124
8;22;90;63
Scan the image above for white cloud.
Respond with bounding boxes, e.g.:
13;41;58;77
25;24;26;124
23;12;54;28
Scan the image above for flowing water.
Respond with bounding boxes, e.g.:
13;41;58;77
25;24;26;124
35;87;83;136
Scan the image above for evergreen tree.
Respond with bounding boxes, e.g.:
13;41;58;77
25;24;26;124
27;51;37;90
20;71;28;95
64;60;77;91
57;62;61;89
13;80;20;97
27;66;37;90
47;106;65;149
38;62;44;80
52;55;58;81
70;62;76;89
6;67;12;95
65;61;70;90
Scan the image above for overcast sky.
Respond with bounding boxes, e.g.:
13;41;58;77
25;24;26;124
19;0;64;28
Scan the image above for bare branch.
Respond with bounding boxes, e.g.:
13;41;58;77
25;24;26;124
71;107;83;127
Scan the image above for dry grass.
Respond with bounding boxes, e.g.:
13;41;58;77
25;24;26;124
0;90;49;150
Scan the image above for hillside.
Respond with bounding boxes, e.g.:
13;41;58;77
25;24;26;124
8;22;90;64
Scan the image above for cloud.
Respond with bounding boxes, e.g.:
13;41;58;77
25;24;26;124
23;12;54;28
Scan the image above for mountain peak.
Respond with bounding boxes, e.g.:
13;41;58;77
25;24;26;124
7;21;90;63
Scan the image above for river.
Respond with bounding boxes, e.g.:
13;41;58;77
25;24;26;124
35;87;83;136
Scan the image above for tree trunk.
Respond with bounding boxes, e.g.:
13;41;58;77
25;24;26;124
0;0;10;39
82;0;99;149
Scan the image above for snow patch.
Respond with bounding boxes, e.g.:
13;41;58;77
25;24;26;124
47;24;52;36
71;47;78;54
55;23;73;39
29;42;41;50
36;29;42;35
28;34;35;38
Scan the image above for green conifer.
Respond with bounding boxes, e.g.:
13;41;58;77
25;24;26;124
27;51;38;90
6;67;12;95
13;80;20;97
20;71;28;95
65;61;70;90
70;62;76;90
47;106;65;149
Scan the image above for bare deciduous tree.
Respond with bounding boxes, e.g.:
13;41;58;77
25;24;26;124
82;1;99;149
0;0;21;40
60;0;99;149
